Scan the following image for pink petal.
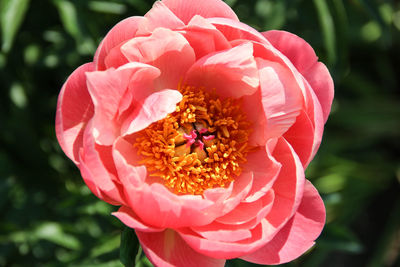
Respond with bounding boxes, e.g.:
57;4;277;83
119;64;162;116
262;30;318;74
126;184;215;228
217;188;274;226
162;0;239;24
181;172;252;227
283;110;317;167
86;63;159;145
103;42;129;69
263;30;334;122
113;206;163;232
178;220;268;259
206;172;253;219
257;57;304;139
203;183;233;203
241;180;325;265
190;191;275;245
79;121;124;205
180;15;231;60
56;62;95;164
192;221;252;243
122;28;196;90
261;137;305;241
121;89;182;136
240;89;267;146
137;1;185;35
242;140;281;203
286;77;324;168
251;40;311;110
266;138;305;225
208;18;269;44
304;62;334;123
304;78;325;165
185;42;259;98
210;192;276;234
137;229;225;267
111;136;148;188
113;137;217;228
94;16;142;70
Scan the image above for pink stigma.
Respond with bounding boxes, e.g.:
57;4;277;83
197;140;205;150
199;128;208;134
203;135;215;141
184;130;197;146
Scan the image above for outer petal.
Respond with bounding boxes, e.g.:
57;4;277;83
137;229;225;267
240;89;266;146
121;89;182;136
79;121;124;205
303;62;334;123
252;35;324;167
200;172;254;224
178;220;269;259
56;62;95;164
241;180;326;265
283;110;315;167
204;172;254;220
137;1;185;35
245;137;305;248
257;57;303;139
113;137;217;228
113;206;163;233
195;191;275;242
264;137;305;237
162;0;239;24
94;16;142;70
241;140;281;203
263;30;334;122
208;18;270;44
262;30;318;74
86;63;159;145
191;221;253;243
284;77;324;167
181;15;231;60
104;43;130;69
185;42;259;98
122;28;196;90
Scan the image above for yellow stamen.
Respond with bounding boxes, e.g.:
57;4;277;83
193;146;207;163
134;85;253;195
174;144;191;157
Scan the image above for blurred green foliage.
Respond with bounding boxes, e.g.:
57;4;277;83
0;0;399;266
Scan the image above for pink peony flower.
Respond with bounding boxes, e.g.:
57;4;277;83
56;0;334;265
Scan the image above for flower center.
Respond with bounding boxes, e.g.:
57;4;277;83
134;85;252;195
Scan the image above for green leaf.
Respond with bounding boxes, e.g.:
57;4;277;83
9;82;28;108
0;0;30;53
320;224;363;253
313;0;336;65
88;1;127;15
34;222;82;250
52;0;95;55
315;174;347;194
366;197;400;267
52;0;80;40
120;227;140;267
90;234;121;258
73;260;123;267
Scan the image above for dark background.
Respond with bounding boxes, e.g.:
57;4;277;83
0;0;399;266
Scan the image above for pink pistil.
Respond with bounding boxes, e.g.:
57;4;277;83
198;128;208;134
203;135;215;141
197;140;205;150
183;130;197;146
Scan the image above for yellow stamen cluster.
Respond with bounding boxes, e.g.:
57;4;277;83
134;85;252;195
